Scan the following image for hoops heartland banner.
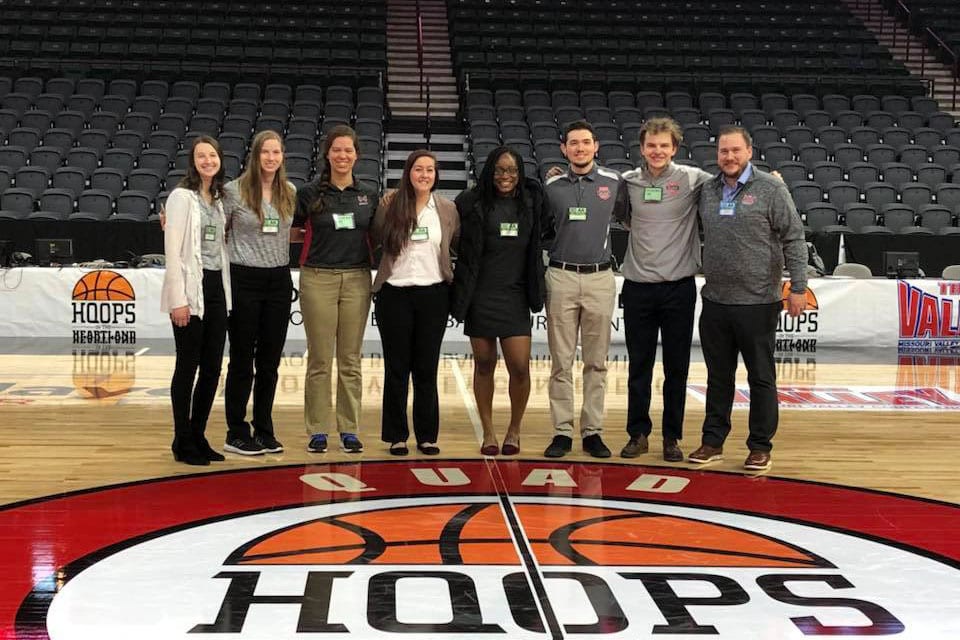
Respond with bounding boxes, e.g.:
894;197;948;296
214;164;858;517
0;268;957;351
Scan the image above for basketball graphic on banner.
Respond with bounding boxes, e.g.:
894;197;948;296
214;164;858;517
72;270;135;302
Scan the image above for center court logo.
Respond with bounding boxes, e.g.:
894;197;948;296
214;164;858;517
70;270;137;346
6;462;960;639
777;281;819;353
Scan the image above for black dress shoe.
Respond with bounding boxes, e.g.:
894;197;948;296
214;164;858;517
582;434;611;458
544;435;572;458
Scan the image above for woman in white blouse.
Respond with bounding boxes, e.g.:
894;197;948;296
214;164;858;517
372;150;458;455
160;135;231;466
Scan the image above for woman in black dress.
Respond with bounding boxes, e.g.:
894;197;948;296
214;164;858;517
452;146;546;456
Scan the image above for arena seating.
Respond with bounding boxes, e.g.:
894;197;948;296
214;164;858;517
0;78;385;224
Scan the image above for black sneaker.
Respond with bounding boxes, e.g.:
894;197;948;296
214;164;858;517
254;433;284;454
223;436;266;456
583;434;611;458
544;435;573;458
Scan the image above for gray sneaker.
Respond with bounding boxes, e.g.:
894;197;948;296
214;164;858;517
620;435;649;458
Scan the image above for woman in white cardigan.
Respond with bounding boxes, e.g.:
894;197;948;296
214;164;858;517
161;135;232;466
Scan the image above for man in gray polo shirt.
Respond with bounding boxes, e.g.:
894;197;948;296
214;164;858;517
618;118;712;462
542;120;628;458
689;125;807;471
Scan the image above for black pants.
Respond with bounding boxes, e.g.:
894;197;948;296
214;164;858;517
622;276;696;441
699;298;780;452
171;269;228;453
375;282;449;445
224;264;292;439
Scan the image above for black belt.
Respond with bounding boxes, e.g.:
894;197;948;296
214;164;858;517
549;260;611;273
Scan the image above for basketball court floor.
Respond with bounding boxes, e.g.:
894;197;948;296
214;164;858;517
0;341;958;638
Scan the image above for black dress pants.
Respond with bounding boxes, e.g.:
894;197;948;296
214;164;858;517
622;276;696;442
375;282;450;445
171;269;228;453
699;298;781;452
224;264;292;440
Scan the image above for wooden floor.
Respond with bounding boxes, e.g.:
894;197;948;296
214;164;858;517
1;349;958;505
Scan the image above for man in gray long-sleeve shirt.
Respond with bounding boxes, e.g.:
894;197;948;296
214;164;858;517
618;118;711;463
689;125;807;472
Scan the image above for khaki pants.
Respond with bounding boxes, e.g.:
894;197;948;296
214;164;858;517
299;267;372;435
545;267;616;437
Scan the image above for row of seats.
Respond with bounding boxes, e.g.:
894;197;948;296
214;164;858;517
2;0;383;20
0;77;383;106
805;202;959;235
466;89;942;116
461;68;927;100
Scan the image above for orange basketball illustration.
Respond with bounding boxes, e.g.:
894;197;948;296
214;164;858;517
230;503;829;568
72;270;136;302
781;281;818;311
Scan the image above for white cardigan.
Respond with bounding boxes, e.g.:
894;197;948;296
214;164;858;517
160;187;232;318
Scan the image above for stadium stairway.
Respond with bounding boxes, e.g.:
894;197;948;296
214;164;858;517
385;0;459;120
844;0;960;115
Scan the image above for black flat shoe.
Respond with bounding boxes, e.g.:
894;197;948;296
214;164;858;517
389;442;409;456
417;442;440;456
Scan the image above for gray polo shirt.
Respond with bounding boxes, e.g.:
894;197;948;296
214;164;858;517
544;164;628;264
620;162;712;283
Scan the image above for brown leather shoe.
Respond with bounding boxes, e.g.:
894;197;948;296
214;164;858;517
662;439;684;462
744;450;772;471
620;435;649;458
688;444;723;464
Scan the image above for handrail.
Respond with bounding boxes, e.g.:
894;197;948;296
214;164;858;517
417;0;424;103
425;78;432;149
924;27;958;109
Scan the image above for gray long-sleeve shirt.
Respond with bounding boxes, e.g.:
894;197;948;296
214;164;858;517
620;162;712;283
699;165;808;304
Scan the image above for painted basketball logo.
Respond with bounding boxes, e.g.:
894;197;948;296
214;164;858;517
9;462;960;638
781;280;818;311
232;502;826;568
72;270;135;302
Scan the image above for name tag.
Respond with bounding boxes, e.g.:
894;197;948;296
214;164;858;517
500;222;519;237
643;186;663;202
411;226;430;242
568;206;588;221
262;217;280;234
332;212;355;230
719;201;736;217
203;225;217;242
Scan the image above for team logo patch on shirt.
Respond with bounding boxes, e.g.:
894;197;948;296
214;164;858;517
597;185;611;200
666;182;681;196
357;195;369;206
742;194;756;205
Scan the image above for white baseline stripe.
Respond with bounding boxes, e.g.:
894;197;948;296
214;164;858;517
446;355;483;443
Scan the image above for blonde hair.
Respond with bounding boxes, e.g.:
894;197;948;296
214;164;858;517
237;129;296;221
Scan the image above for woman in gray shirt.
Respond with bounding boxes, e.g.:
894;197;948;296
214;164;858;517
222;130;297;456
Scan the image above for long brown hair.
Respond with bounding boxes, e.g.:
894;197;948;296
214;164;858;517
308;124;360;218
238;129;296;221
179;135;225;199
380;149;438;256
